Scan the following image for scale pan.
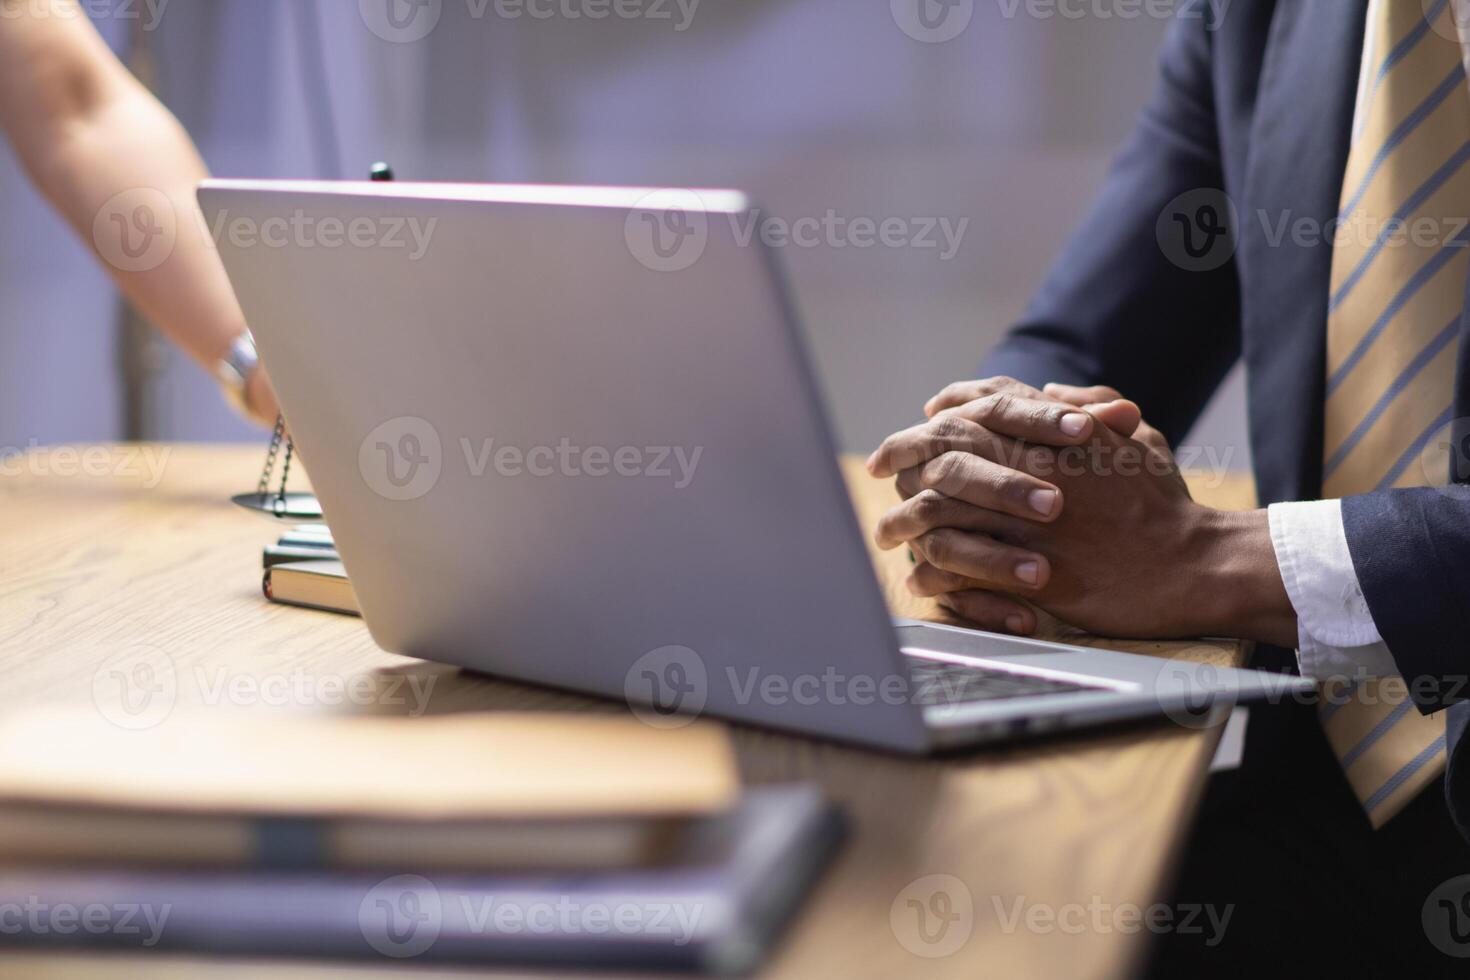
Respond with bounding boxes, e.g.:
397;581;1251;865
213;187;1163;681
231;492;323;520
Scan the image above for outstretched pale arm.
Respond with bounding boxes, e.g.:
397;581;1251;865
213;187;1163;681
0;0;274;423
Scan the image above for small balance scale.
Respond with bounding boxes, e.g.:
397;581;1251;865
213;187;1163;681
230;415;322;521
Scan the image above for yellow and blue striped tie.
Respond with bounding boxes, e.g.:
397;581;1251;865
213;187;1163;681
1321;0;1463;827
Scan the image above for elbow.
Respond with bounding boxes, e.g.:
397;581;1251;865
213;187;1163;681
10;42;130;165
33;59;112;127
13;62;133;206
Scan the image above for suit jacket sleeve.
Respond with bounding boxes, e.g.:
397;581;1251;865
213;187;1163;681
1338;478;1470;846
1341;485;1470;712
978;11;1242;446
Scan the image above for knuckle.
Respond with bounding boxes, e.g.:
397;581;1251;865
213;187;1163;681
1138;423;1169;449
925;451;968;493
928;416;973;449
937;381;974;405
979;460;1017;496
911;489;947;525
981;375;1017;394
931;416;969;439
919;530;951;567
1017;397;1047;423
975;391;1011;422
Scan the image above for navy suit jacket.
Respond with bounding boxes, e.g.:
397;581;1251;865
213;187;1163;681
978;0;1470;840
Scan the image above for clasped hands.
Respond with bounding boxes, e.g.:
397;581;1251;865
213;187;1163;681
867;377;1294;645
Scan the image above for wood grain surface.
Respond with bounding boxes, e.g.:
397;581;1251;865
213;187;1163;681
0;446;1254;980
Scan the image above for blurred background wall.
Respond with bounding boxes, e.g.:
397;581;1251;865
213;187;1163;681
0;0;1250;468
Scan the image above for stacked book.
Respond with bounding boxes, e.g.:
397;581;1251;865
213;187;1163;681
0;710;843;973
261;524;358;616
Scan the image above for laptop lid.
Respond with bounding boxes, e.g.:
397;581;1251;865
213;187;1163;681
200;180;931;752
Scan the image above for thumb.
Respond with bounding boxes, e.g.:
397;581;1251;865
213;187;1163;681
1083;398;1142;438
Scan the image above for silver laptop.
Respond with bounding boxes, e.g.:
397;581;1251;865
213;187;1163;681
200;179;1313;752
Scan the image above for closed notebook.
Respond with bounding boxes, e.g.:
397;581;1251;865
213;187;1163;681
0;711;737;872
278;524;334;545
262;544;341;569
263;559;358;615
263;525;340;568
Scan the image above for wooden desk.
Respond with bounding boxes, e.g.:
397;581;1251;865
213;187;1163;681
0;446;1252;980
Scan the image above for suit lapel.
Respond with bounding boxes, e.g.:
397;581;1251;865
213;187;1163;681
1239;0;1367;504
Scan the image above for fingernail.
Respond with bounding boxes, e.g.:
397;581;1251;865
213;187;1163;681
1005;614;1027;633
1060;413;1090;436
1028;488;1058;516
1014;561;1040;586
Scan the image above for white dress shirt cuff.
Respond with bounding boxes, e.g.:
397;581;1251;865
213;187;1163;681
1266;499;1398;681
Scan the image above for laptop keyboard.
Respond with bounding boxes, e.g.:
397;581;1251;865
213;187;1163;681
905;657;1107;706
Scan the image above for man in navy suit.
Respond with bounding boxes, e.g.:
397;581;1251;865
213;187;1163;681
869;0;1470;973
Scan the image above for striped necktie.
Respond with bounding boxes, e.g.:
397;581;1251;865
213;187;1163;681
1321;0;1464;827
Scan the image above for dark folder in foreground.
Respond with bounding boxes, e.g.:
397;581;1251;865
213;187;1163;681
0;786;843;975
